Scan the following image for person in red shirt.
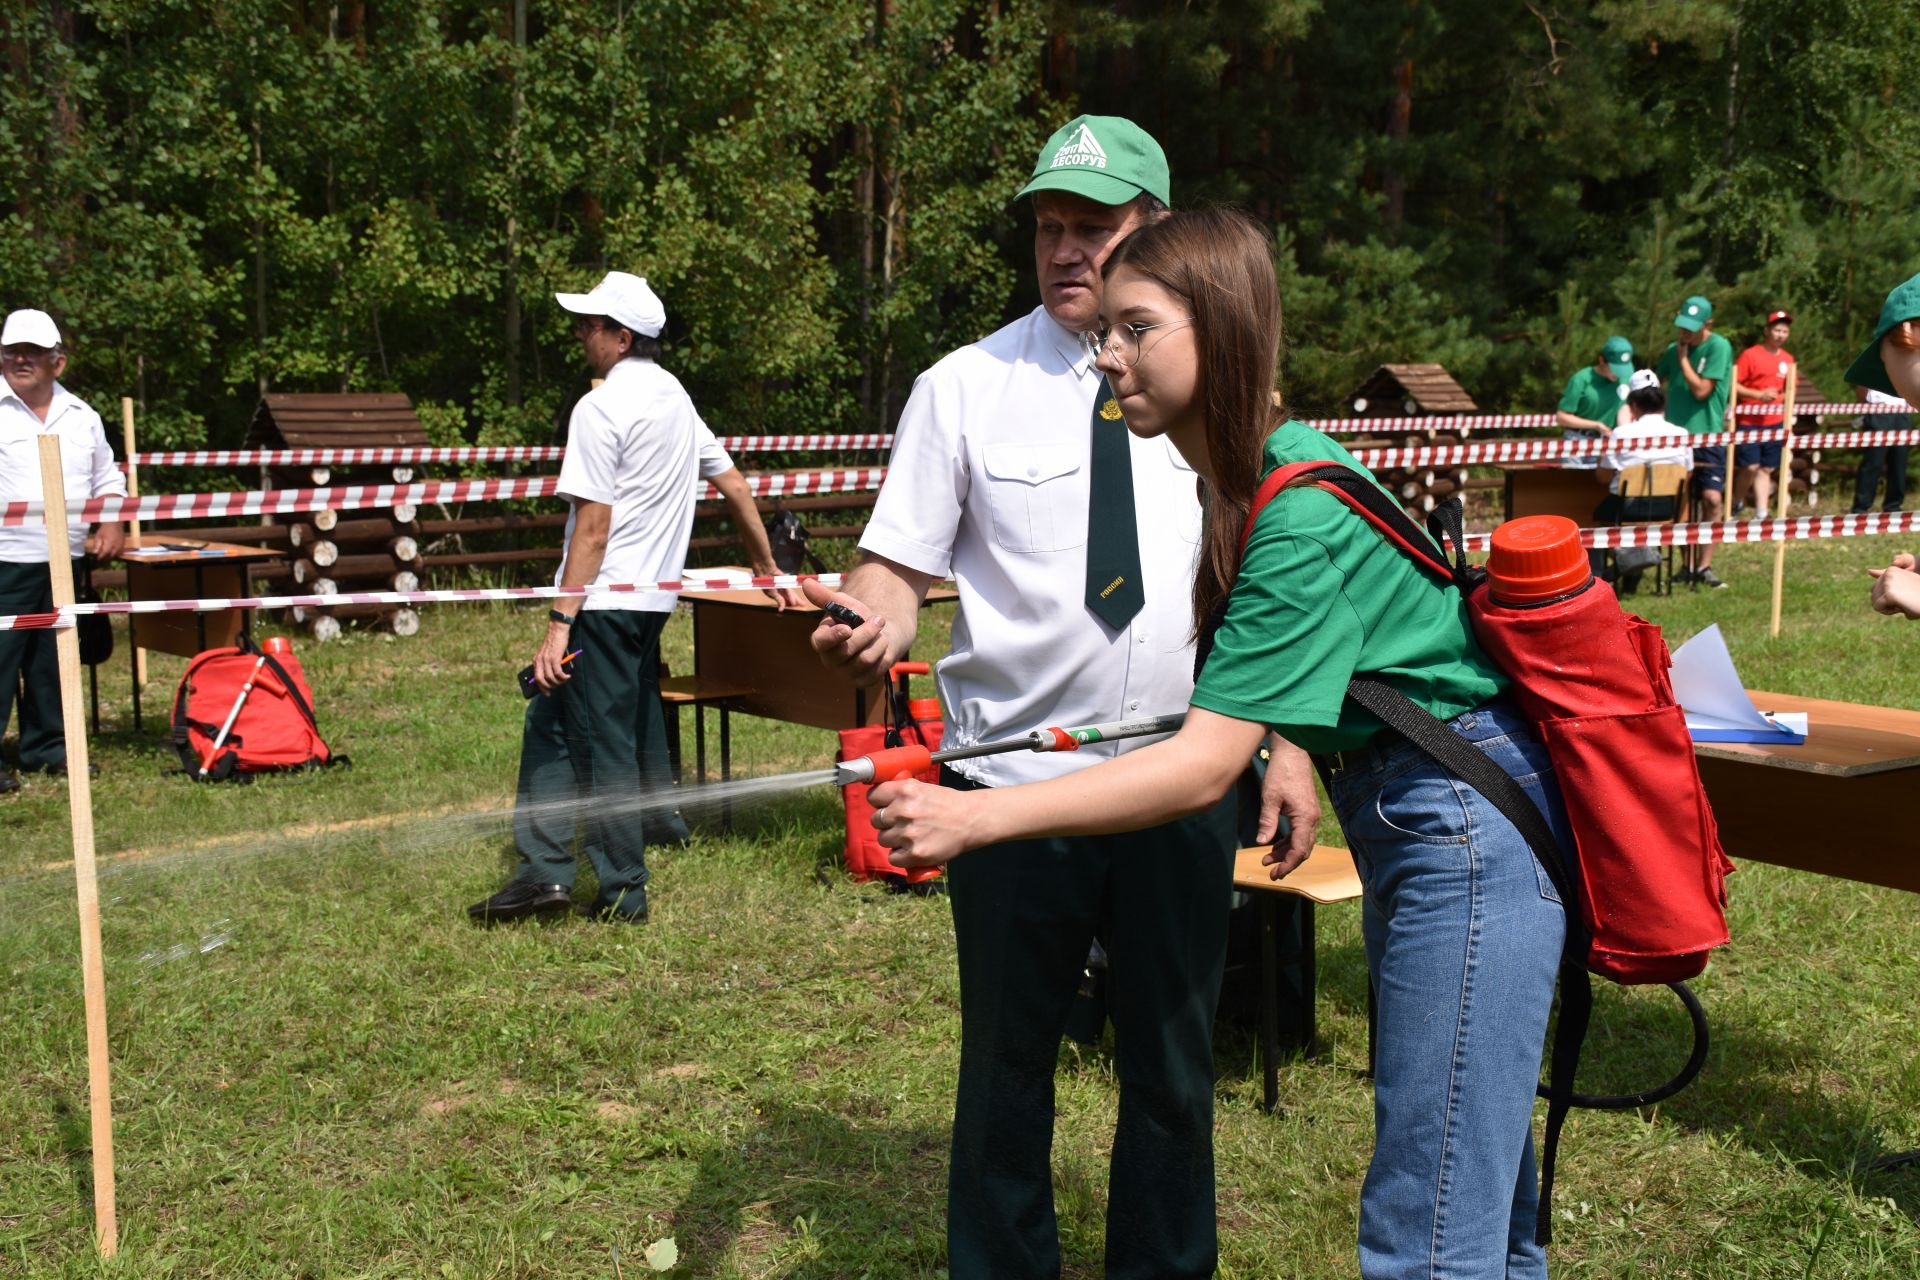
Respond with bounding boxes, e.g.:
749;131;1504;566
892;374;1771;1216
1731;309;1797;515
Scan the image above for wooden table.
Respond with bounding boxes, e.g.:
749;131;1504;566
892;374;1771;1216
1694;690;1920;894
121;536;280;728
686;574;958;732
1501;462;1607;524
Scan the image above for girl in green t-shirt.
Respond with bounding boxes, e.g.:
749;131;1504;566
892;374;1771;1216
857;207;1575;1278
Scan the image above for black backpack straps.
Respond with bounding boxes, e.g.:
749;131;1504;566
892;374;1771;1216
258;653;322;733
1424;495;1483;586
1343;675;1587;1247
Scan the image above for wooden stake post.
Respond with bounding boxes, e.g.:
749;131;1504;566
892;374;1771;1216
38;436;118;1257
1769;370;1798;638
121;397;146;688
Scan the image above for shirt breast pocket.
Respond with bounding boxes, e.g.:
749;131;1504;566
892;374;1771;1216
57;433;96;507
982;442;1087;554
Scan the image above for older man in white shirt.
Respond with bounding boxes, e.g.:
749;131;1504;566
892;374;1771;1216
0;310;126;790
804;117;1308;1280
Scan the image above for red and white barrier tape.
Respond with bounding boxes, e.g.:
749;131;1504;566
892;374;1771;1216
0;573;849;632
8;510;1920;631
1451;509;1920;552
1349;427;1920;469
1;467;886;527
1309;402;1909;435
129;435;895;467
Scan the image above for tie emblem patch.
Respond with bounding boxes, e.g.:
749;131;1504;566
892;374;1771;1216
1099;399;1124;421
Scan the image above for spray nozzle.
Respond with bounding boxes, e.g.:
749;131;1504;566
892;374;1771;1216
833;743;933;787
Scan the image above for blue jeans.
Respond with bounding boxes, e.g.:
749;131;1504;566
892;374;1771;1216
1328;700;1571;1279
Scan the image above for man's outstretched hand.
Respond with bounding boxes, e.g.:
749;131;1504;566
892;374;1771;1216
803;578;897;687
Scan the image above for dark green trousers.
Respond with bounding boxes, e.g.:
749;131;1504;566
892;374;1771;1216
942;767;1238;1280
0;560;72;772
508;609;669;914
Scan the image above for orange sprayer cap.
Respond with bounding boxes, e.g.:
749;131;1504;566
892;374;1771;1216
263;635;293;655
906;697;942;721
1485;515;1591;605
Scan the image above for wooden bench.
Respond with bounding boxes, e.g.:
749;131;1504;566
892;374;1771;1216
1234;843;1366;1112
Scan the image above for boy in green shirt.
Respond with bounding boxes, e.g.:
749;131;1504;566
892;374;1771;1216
1654;295;1733;588
1555;336;1634;468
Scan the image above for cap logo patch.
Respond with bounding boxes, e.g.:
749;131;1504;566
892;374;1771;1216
1687;305;1700;315
1051;123;1109;171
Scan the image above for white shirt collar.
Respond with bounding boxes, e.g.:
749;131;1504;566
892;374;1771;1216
0;377;77;420
1042;313;1098;381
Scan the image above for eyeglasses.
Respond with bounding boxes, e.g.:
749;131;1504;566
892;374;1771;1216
1079;318;1192;369
1;345;57;363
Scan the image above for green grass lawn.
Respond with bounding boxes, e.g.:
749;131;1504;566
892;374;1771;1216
4;534;1920;1277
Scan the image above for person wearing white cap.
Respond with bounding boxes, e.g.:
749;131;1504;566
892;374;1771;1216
1588;369;1693;593
0;309;127;792
468;272;739;924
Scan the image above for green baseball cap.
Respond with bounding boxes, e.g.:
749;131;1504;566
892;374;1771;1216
1601;335;1634;384
1016;115;1171;208
1674;295;1713;332
1844;271;1920;396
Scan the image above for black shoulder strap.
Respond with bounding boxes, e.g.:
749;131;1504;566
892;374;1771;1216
259;652;323;734
1347;675;1588;1247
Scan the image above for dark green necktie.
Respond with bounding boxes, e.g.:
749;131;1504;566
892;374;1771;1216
1084;376;1145;629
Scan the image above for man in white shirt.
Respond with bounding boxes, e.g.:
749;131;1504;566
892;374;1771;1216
804;117;1295;1279
0;309;126;791
1589;368;1693;591
495;419;794;894
468;272;772;924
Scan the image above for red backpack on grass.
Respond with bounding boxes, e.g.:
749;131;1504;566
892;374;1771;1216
171;641;339;781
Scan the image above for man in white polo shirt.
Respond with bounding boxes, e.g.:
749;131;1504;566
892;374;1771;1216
805;117;1294;1279
0;309;126;792
468;272;709;925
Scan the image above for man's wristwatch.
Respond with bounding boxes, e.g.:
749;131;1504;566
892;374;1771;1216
549;609;575;626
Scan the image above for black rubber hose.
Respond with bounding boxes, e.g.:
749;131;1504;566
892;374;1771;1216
1536;980;1710;1110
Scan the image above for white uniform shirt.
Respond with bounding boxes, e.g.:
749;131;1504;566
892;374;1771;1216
861;305;1205;786
695;423;736;480
0;379;126;562
555;358;703;612
1601;413;1694;495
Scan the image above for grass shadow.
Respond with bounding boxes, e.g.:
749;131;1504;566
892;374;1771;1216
668;1100;947;1277
47;1093;92;1211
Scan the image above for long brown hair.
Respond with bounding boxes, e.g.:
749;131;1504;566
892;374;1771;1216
1101;206;1285;634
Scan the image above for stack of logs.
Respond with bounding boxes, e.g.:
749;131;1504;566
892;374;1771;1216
277;505;423;641
263;459;421;640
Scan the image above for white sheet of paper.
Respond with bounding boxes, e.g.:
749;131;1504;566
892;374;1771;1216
1670;624;1802;736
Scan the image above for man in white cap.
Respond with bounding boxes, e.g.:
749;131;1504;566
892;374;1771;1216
802;117;1304;1279
468;272;741;924
0;309;126;792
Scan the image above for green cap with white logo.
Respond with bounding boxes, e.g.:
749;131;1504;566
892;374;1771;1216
1844;271;1920;397
1016;115;1171;208
1674;295;1713;332
1601;335;1634;384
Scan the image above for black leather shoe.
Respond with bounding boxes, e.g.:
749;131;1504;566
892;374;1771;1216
0;772;18;796
467;882;574;923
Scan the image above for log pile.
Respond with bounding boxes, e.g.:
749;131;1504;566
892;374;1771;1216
246;394;432;639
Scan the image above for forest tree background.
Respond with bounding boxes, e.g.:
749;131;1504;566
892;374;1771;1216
2;0;1916;450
